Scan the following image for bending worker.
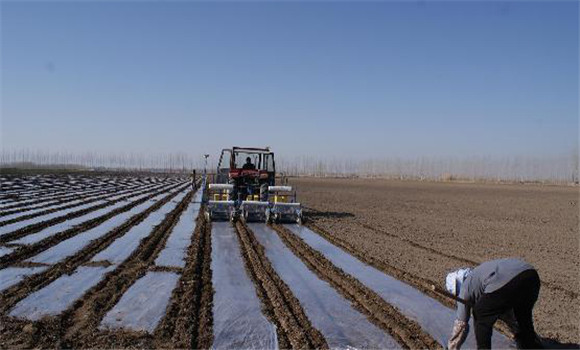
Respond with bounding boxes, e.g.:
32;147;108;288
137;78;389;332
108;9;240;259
446;258;543;349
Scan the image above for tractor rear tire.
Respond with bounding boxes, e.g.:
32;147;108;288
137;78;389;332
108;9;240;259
260;183;268;202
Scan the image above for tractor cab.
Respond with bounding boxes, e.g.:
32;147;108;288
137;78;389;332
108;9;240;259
216;147;275;201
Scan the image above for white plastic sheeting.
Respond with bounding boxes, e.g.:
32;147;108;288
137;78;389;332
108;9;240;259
0;246;14;257
211;222;278;350
248;223;399;350
0;201;110;236
10;185;174;246
0;184;156;223
285;225;514;348
9;266;115;320
0;183;173;237
0;183;141;216
100;271;179;332
0;187;114;211
1;186;94;203
90;189;189;265
26;188;183;265
0;266;48;292
155;189;203;268
0;181;129;204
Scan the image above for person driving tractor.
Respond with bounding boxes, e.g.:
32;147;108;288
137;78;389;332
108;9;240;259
242;157;256;170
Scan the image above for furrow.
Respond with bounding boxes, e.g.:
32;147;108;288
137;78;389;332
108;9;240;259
56;190;194;348
0;187;191;348
304;222;515;346
358;222;580;300
0;179;135;206
271;224;440;349
0;185;188;316
0;182;162;226
0;182;151;216
156;203;211;348
233;221;291;350
210;222;278;349
248;223;401;350
0;182;184;268
0;182;134;212
235;221;328;350
0;181;187;242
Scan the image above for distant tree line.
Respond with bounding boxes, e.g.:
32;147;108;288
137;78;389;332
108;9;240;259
1;148;578;184
277;153;579;184
0;149;205;173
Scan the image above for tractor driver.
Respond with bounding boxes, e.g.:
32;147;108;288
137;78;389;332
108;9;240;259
242;157;256;170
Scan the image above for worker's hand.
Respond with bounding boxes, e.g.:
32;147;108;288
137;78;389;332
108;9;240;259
448;320;469;350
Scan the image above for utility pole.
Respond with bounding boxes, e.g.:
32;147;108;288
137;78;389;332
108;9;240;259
203;154;210;184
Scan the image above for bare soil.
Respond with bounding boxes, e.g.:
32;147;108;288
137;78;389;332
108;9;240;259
292;177;579;345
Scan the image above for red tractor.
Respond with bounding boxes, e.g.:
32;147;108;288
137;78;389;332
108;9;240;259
205;146;302;223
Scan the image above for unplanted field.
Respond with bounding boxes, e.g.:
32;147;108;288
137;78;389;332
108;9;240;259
293;177;580;345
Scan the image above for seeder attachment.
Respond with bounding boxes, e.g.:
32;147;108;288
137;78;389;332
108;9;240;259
206;184;235;221
240;198;270;223
268;186;303;224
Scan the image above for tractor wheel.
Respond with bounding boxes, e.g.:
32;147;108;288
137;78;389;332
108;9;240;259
297;210;303;225
260;183;268;202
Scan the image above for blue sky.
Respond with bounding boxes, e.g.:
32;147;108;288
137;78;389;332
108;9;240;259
1;1;578;160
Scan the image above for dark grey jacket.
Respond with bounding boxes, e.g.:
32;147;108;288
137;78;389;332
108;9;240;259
457;258;534;322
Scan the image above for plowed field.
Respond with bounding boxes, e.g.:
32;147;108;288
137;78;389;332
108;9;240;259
293;177;579;346
0;173;576;348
